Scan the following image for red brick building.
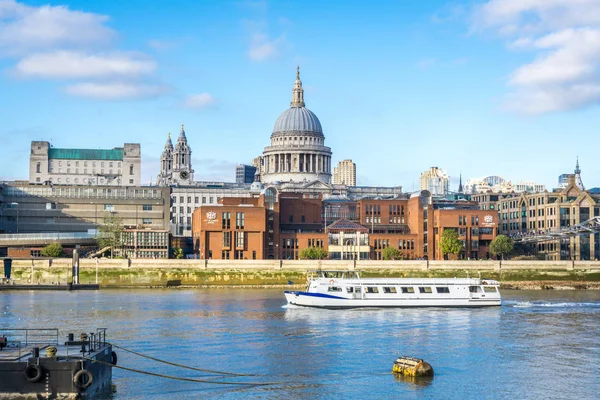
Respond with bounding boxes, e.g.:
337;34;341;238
192;189;497;260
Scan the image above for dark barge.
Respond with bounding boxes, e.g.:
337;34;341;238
0;328;115;399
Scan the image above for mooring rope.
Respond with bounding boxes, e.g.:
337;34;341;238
84;357;284;386
109;343;256;377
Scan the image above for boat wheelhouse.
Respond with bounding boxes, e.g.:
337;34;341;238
284;270;501;309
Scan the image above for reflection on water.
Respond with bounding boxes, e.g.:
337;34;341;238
1;289;599;399
392;374;434;388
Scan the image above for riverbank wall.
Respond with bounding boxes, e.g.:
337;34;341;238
3;259;600;289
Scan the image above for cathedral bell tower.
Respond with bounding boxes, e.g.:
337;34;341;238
172;124;194;185
156;124;194;186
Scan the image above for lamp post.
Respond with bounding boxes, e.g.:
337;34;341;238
10;203;19;233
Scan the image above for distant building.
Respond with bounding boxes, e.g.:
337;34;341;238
419;167;449;196
29;141;141;186
236;164;257;184
558;158;584;190
465;175;545;194
333;160;356;186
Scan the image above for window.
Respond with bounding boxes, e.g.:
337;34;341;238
327;287;342;292
142;218;152;225
180;196;184;203
129;179;134;184
222;231;231;247
289;215;293;222
130;165;134;175
104;204;114;211
36;163;41;173
236;231;245;249
236;212;245;229
419;287;433;293
195;197;199;203
202;197;206;204
222;250;230;259
142;204;152;211
436;287;450;293
365;287;379;293
383;287;397;294
252;250;256;260
484;286;497;293
45;203;56;210
222;212;231;229
401;287;415;294
187;197;191;203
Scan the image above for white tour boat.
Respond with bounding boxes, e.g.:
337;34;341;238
284;270;501;309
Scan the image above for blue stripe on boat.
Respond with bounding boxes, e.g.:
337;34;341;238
285;291;347;300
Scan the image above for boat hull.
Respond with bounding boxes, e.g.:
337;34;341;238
284;291;501;309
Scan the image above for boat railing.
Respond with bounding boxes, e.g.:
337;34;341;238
0;328;59;346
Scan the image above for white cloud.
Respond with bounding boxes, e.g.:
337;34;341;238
248;33;285;62
15;51;156;79
0;0;114;55
65;82;169;100
473;0;600;114
183;93;217;109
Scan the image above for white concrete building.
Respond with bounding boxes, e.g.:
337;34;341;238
419;167;449;196
29;141;141;186
333;159;356;186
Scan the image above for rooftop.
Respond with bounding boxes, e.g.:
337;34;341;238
48;148;124;161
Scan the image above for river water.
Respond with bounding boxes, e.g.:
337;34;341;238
1;289;599;399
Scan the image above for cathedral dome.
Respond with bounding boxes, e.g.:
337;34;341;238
272;107;323;135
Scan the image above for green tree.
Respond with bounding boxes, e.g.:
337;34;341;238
382;247;403;260
173;248;184;259
41;242;63;257
96;212;124;259
490;234;514;260
440;229;463;259
299;247;328;260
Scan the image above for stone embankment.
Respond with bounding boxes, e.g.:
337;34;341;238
3;259;600;289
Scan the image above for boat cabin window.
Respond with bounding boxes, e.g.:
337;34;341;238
354;287;361;293
401;287;415;294
328;286;342;292
436;287;450;293
469;286;482;293
483;286;498;293
346;287;354;293
383;287;397;294
419;287;433;293
365;287;379;294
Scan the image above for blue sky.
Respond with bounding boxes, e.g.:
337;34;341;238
1;0;599;190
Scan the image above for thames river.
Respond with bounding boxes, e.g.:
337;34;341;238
1;289;599;399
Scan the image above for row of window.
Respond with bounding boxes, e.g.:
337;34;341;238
103;204;153;211
220;250;257;259
458;215;480;226
174;196;215;204
328;286;452;294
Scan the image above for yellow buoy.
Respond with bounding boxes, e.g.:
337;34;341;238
392;356;434;377
46;346;57;357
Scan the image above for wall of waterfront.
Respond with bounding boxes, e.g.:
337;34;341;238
4;259;600;287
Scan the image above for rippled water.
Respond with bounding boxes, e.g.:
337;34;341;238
1;289;599;399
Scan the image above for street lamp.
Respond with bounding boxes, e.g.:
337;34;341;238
9;203;19;234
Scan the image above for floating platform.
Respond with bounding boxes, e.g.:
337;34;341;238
0;328;115;399
0;283;99;291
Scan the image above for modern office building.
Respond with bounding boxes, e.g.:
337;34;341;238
236;164;257;184
29;141;141;186
0;182;170;257
419;167;449;196
192;188;497;260
465;175;545;194
333;160;357;186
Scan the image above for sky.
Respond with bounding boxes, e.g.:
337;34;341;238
1;0;599;190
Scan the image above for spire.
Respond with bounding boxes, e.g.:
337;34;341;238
290;65;305;107
574;157;584;190
575;156;581;174
164;132;173;150
178;124;187;142
458;173;464;194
